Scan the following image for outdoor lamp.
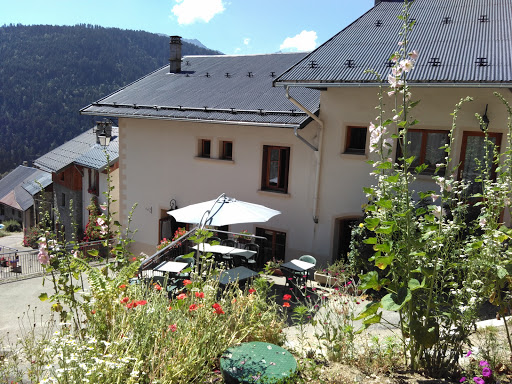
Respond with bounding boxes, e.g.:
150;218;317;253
480;104;490;131
94;120;113;147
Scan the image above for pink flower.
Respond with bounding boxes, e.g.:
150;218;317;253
479;361;489;367
169;324;177;332
409;50;419;60
38;247;50;265
465;350;472;357
460;377;466;383
100;204;107;211
399;59;414;72
481;367;492;378
473;377;484;384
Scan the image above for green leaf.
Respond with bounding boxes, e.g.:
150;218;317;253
375;225;393;234
365;218;380;230
381;287;412;311
39;292;48;302
359;271;381;291
363;313;382;325
386;174;399;183
415;164;428;174
373;242;391;253
497;265;509;280
87;249;99;257
376;199;393;209
471;241;483;250
408;278;424;291
377;162;393;170
354;301;381;320
363;237;378;245
363;187;375;195
374;253;394;270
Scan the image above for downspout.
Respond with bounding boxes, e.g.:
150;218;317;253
285;85;324;224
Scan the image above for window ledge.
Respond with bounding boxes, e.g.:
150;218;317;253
194;156;234;164
257;189;291;198
340;153;368;160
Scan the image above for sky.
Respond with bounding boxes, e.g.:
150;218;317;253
0;0;376;55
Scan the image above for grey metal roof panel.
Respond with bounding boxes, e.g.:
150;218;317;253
81;53;320;126
0;166;52;211
34;127;119;173
74;142;120;171
274;0;512;85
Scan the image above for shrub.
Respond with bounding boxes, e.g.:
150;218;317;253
23;227;41;248
3;219;22;232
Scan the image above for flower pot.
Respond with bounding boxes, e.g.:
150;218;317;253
314;272;339;286
271;268;283;277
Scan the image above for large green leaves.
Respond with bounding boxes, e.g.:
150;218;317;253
381;287;412;311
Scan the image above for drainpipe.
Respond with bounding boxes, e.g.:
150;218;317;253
285;86;324;224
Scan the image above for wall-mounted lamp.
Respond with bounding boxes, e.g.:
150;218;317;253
169;199;178;210
480;104;490;131
94;119;113;147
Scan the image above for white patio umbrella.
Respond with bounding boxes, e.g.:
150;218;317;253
167;193;280;227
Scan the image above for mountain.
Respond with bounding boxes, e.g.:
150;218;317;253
0;24;221;176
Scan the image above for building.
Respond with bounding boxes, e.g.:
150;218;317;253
0;165;52;230
80;0;512;266
34;125;119;241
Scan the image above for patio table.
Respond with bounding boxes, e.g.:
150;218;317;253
220;341;297;384
154;260;188;273
218;266;258;289
192;244;256;260
280;259;315;273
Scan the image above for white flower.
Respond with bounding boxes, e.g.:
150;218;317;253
399;59;414;72
479;217;487;229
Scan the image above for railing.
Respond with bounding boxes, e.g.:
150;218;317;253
0;240;114;282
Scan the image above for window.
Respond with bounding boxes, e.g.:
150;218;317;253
345;126;367;154
0;204;4;216
199;139;211;158
18;210;21;219
261;145;290;193
88;169;99;195
61;193;66;207
459;131;502;196
255;227;286;264
221;141;233;160
396;129;449;174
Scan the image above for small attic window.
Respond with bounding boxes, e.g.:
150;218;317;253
442;16;452;24
428;58;441;67
475;57;489;67
344;59;355;68
478;15;489;22
375;20;383;27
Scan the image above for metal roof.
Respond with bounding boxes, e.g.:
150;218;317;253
80;53;320;128
274;0;512;86
34;127;119;173
0;166;52;211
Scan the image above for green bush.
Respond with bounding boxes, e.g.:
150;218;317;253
3;219;22;232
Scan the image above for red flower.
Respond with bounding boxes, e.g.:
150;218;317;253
283;294;292;301
248;288;256;294
137;300;147;306
126;301;137;309
176;293;187;300
131;257;137;261
121;296;130;304
91;310;96;315
183;279;192;286
283;302;290;308
189;304;199;312
119;284;127;290
154;284;162;291
195;291;205;299
212;303;225;315
168;324;177;332
168;306;173;311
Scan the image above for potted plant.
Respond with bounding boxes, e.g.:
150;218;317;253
0;257;7;267
263;259;284;276
314;260;354;288
234;230;252;244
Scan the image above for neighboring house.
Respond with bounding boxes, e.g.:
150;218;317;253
33;126;119;241
81;0;512;266
0;165;52;230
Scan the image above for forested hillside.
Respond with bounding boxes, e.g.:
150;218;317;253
0;24;221;176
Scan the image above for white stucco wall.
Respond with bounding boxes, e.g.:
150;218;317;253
117;86;512;266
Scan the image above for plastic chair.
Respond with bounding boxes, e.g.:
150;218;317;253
221;239;236;247
297;255;317;284
243;243;259;270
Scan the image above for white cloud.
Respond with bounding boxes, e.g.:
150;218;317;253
243;38;250;45
171;0;225;25
280;30;317;52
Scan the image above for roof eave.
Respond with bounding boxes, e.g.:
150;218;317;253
276;81;512;88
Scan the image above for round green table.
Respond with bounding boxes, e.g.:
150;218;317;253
220;341;297;384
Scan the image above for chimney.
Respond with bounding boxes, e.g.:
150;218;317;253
169;35;182;73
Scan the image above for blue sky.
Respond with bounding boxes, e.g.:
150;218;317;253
0;0;375;54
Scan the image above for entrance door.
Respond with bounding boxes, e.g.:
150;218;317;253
334;218;359;263
459;132;502;196
255;227;286;265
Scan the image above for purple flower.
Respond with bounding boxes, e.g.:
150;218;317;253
481;367;492;378
465;350;472;357
473;377;484;384
479;360;489;367
460;377;466;383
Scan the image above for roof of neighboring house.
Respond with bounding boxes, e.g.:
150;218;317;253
274;0;512;87
80;53;320;128
34;127;119;173
0;166;52;211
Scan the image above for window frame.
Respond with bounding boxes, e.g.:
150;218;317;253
396;128;450;175
261;145;290;193
459;131;502;181
221;140;233;160
199;139;211;158
344;126;368;155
